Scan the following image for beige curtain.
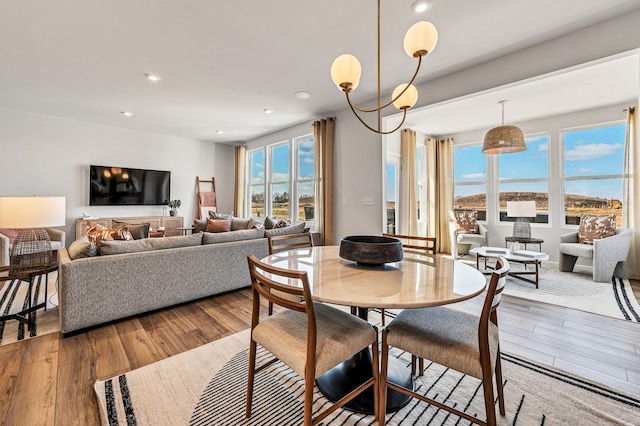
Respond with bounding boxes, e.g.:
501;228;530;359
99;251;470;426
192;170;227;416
313;118;335;245
622;106;638;279
233;145;246;217
426;137;454;254
400;129;418;236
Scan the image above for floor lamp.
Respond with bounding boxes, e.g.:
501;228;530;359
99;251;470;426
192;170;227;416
507;201;536;239
0;196;66;273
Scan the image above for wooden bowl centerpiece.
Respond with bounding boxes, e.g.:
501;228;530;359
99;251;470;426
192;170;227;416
339;235;403;266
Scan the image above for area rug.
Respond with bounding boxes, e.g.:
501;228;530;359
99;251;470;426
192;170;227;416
0;270;60;346
95;328;640;426
503;267;640;322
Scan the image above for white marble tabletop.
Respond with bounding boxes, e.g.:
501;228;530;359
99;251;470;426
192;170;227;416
260;245;486;309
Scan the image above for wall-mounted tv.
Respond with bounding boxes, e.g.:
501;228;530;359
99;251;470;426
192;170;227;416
89;165;171;206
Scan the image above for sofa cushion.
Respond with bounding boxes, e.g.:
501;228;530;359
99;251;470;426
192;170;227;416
265;222;306;238
206;219;232;233
68;237;98;259
578;214;616;244
112;220;150;240
98;233;203;256
559;242;594;259
86;221;133;245
209;211;233;220
231;217;252;231
451;210;479;234
202;228;265;245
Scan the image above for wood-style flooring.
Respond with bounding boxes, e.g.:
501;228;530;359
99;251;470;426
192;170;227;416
1;284;639;426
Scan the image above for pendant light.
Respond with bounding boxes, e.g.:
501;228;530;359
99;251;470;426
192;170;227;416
482;100;526;154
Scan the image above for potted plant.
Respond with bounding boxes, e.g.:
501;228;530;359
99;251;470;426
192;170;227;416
167;199;181;216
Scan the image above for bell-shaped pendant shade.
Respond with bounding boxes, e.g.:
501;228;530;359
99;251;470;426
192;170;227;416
392;83;418;110
404;21;438;58
482;125;526;154
331;54;362;91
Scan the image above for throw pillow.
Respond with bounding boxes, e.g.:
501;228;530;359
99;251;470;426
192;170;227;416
112;220;150;240
193;218;208;233
247;218;264;230
265;222;306;238
273;219;292;229
209;211;233;220
85;221;133;245
231;217;252;231
206;219;232;233
578;214;616;244
68;237;97;259
263;217;277;230
452;210;479;234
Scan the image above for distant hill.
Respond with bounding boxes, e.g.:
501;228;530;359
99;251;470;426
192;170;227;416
454;192;621;209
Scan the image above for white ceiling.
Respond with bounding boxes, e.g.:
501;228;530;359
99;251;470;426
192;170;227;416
1;0;640;143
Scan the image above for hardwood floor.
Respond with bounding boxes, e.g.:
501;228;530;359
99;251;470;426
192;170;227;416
1;285;639;426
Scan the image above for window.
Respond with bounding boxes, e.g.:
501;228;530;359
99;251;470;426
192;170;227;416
498;135;549;224
295;135;315;223
385;158;399;233
248;149;265;218
562;123;625;226
416;145;424;222
453;145;486;220
246;134;316;226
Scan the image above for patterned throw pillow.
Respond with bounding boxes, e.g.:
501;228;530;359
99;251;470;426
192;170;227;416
273;219;292;229
452;210;479;234
578;214;616;244
112;220;150;240
85;221;133;245
205;219;232;233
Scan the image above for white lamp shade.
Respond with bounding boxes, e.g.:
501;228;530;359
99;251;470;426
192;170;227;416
330;54;362;91
506;201;537;217
392;83;418;109
0;196;66;228
404;21;438;58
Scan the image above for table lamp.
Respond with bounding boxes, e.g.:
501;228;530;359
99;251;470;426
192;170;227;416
0;196;66;273
506;200;536;239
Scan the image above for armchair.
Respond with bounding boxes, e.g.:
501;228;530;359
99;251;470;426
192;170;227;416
0;228;66;267
449;211;488;258
558;227;632;283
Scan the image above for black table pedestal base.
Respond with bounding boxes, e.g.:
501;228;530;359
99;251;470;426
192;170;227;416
315;306;413;414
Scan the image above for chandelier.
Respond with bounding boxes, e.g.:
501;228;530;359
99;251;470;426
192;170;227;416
482;100;526;154
330;0;438;135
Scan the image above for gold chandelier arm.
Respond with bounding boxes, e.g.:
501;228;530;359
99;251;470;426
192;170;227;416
347;99;408;135
344;55;423;113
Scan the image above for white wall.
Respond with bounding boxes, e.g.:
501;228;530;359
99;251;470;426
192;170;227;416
0;107;234;242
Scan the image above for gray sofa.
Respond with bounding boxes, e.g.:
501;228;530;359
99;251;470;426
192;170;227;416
58;233;270;334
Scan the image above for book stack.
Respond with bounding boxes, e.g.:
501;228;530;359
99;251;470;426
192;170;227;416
485;248;510;255
513;250;546;259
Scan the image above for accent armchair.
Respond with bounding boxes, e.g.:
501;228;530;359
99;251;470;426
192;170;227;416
558;227;632;283
449;211;488;258
0;228;66;267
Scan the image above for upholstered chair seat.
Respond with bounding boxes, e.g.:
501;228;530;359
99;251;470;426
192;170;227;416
0;228;66;267
386;307;499;379
253;301;377;378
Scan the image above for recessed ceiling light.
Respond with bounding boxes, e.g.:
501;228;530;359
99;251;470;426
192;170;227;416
121;111;133;117
411;0;432;13
295;91;311;99
264;108;274;114
145;73;162;82
216;130;224;134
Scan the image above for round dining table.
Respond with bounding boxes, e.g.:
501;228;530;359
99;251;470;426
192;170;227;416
260;245;487;414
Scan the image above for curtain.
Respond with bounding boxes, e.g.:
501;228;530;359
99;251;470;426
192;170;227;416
400;129;418;236
426;137;454;254
313;117;335;245
622;106;638;279
233;145;246;217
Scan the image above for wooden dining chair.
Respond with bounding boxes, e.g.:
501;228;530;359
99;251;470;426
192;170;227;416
379;257;510;426
379;234;437;326
246;254;380;425
266;232;314;315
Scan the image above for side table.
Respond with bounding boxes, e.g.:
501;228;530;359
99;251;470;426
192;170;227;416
0;262;57;333
177;226;195;236
505;237;544;252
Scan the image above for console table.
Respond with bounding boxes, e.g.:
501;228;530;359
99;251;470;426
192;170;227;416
76;216;184;239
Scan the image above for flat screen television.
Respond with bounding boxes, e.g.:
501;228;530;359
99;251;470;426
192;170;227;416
89;165;171;206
